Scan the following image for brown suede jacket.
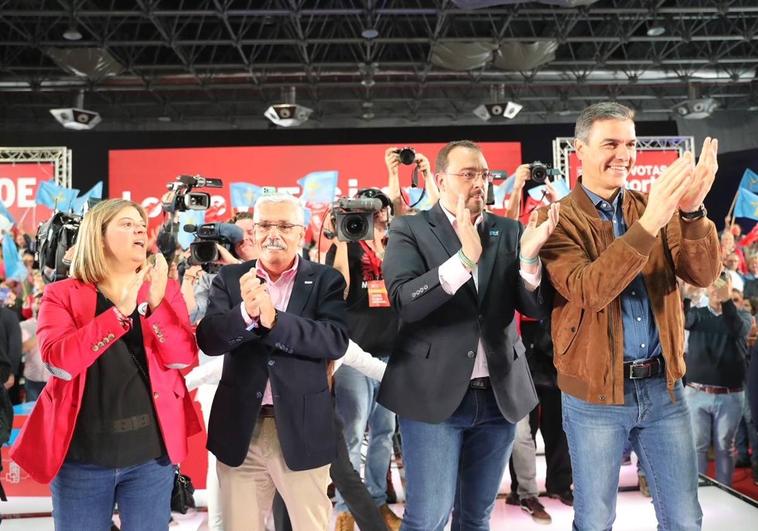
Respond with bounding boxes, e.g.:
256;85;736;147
538;184;720;404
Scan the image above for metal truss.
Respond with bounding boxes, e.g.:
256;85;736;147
0;0;757;130
553;135;695;178
0;147;72;187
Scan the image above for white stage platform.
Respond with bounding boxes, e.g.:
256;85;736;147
2;456;756;530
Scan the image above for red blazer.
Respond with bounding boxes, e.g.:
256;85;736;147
10;278;202;484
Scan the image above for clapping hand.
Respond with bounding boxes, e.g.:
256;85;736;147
146;253;169;310
679;137;718;213
240;269;275;326
520;203;560;262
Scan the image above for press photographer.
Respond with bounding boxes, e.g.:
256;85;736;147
385;146;437;216
324;188;403;529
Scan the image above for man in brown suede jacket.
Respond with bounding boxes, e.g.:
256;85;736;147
539;102;720;531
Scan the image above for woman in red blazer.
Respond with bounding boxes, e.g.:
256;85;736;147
11;199;201;531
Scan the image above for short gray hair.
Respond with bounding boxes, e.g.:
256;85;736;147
253;192;305;225
575;102;635;143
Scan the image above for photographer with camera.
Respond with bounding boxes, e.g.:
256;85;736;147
385;147;437;216
324;188;403;530
10;199;201;530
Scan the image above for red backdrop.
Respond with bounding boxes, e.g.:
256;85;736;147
109;142;523;220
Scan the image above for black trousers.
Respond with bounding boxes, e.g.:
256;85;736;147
272;417;386;531
509;385;573;495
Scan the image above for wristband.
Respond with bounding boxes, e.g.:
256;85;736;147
457;249;476;271
519;253;539;265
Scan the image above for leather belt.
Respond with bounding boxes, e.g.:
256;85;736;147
623;357;664;379
259;405;275;418
687;382;744;394
469;377;491;390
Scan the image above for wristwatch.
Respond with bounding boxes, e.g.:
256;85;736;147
679;204;707;221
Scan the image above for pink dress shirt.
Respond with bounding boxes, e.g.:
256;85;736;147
240;256;300;405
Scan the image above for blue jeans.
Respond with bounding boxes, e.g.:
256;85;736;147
334;360;397;513
562;377;701;531
399;387;515;531
685;385;745;486
51;457;174;531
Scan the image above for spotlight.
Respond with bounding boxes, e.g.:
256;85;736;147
264;103;313;127
671;97;718;119
473;101;523;121
49;90;101;130
264;87;313;127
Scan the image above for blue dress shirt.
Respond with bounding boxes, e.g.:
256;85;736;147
581;185;662;361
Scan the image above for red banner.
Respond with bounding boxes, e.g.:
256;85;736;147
567;150;680;193
109;142;523;221
0;163;57;233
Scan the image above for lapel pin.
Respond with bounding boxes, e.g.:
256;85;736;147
489;229;500;237
304;280;313;285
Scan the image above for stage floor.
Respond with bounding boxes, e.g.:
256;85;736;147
2;454;756;530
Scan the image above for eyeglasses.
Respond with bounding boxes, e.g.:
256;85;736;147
254;222;303;235
445;170;493;182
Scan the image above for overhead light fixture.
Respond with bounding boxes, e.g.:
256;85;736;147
361;28;379;39
50;89;101;130
646;24;666;37
63;23;83;41
264;87;313;127
672;97;718;119
473;101;523;121
672;84;718;119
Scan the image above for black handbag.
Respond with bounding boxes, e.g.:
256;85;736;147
171;468;196;514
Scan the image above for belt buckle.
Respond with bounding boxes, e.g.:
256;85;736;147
628;361;652;380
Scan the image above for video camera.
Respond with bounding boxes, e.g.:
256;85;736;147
528;161;562;184
182;222;243;273
329;194;387;242
162;174;223;213
35;211;82;283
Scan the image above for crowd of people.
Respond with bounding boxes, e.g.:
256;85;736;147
2;101;757;531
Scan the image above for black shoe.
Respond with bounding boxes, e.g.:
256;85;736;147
520;497;552;525
505;492;520;506
546;490;574;506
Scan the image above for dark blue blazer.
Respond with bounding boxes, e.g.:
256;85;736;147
196;258;349;471
379;203;551;424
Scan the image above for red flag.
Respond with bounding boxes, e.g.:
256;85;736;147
739;223;758;247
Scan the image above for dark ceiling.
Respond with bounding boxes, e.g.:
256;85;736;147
1;0;757;131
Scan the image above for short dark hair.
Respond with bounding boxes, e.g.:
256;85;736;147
575;102;635;143
435;140;482;174
228;211;253;224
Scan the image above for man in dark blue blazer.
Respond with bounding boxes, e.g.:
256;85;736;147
380;140;560;530
197;193;349;531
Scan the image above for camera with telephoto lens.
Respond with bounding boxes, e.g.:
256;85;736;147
182;222;243;273
329;195;387;242
528;161;562;184
395;147;416;166
162;174;224;213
